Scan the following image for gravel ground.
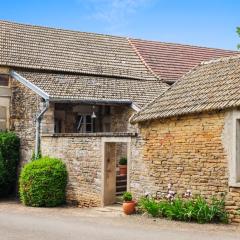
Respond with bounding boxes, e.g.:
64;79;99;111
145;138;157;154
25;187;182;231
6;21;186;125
0;201;239;240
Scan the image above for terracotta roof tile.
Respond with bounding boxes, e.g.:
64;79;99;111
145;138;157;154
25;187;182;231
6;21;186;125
15;70;169;108
131;55;240;122
130;38;239;82
0;20;156;81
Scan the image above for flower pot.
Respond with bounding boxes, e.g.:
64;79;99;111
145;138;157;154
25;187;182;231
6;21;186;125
123;201;136;215
119;165;127;175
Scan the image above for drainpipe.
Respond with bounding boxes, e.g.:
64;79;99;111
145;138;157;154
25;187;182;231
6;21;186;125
35;100;49;159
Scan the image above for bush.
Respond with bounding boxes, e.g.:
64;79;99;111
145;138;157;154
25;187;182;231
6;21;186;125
19;157;68;207
0;131;20;197
123;192;133;202
138;195;228;224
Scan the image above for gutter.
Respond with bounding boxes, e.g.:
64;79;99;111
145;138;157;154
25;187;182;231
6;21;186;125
35;100;49;159
10;71;50;160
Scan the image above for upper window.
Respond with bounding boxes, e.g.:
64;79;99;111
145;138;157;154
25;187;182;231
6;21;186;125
0;75;9;87
76;115;95;133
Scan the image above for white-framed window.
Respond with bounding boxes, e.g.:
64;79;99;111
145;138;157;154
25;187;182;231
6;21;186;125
235;119;240;183
76;114;95;133
225;110;240;187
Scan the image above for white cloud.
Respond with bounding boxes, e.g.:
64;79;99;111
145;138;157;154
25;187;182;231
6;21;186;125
76;0;152;33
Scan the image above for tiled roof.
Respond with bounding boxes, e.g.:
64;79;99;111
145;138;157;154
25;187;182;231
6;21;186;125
130;38;239;82
15;70;169;108
0;20;156;81
131;55;240;122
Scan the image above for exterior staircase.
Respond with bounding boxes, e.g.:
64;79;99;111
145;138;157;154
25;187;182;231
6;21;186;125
116;175;127;201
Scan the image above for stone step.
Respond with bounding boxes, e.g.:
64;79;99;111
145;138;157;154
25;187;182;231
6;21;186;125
116;186;127;192
116;175;127;181
116;191;125;196
116;180;127;186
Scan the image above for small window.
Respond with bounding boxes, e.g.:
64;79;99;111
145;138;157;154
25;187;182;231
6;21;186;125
0;75;9;87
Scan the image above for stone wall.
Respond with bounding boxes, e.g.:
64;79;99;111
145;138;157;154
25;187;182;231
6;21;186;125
111;105;136;133
130;111;240;223
9;77;42;165
41;134;102;207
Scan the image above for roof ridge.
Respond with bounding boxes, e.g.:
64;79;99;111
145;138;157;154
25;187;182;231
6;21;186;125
200;54;240;65
127;38;162;81
130;37;238;53
0;19;126;40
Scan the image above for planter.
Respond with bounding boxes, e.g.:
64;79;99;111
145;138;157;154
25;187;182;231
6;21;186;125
119;165;127;175
123;201;136;215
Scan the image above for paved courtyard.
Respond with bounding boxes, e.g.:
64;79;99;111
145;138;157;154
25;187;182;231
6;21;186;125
0;201;239;240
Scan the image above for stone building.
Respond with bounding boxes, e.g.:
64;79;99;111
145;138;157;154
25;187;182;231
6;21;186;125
131;56;240;222
0;20;238;210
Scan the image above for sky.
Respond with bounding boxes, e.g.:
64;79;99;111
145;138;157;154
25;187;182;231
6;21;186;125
0;0;239;50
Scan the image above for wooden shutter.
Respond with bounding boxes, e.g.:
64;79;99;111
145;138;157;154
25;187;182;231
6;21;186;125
0;106;7;130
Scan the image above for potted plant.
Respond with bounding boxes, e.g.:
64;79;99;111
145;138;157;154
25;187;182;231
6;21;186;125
119;157;127;175
122;192;136;215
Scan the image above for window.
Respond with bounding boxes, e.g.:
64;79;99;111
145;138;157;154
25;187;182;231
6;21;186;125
54;119;62;133
0;75;9;87
0;106;7;131
76;115;95;133
236;119;240;182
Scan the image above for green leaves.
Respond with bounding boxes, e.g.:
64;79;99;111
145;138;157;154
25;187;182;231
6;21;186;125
0;131;20;197
123;192;133;202
138;195;228;224
19;157;68;207
237;27;240;49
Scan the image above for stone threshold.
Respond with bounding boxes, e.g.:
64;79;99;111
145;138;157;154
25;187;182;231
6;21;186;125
42;132;137;138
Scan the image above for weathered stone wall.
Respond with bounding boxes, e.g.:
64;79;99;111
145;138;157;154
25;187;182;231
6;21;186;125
9;77;42;165
41;134;103;207
130;111;240;223
111;105;136;133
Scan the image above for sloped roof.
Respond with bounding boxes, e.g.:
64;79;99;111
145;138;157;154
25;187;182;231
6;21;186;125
0;20;155;81
15;70;169;108
129;38;239;82
131;55;240;123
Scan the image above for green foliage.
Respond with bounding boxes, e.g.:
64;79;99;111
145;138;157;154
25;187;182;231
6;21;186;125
138;197;162;217
119;157;127;165
0;131;20;197
19;157;68;207
138;195;228;224
237;27;240;49
123;192;133;202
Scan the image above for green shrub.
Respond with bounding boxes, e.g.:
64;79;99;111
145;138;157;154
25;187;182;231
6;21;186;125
138;195;228;224
138;197;162;217
19;157;67;207
123;192;132;202
119;157;127;165
0;131;20;197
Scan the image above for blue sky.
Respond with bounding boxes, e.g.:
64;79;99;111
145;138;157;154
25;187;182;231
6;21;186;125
0;0;239;50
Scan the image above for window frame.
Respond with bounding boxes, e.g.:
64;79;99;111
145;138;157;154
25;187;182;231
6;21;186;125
0;74;9;88
76;114;95;133
226;110;240;187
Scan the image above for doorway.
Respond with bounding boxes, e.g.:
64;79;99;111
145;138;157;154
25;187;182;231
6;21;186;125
102;137;131;206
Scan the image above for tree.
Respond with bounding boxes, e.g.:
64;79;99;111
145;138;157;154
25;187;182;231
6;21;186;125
237;27;240;49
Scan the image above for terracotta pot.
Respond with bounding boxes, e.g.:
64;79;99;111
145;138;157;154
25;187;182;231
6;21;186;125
123;201;136;215
119;165;127;175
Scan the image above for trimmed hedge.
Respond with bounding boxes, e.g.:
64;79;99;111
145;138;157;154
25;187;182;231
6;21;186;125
0;132;20;197
19;157;68;207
